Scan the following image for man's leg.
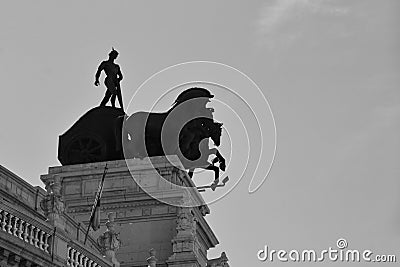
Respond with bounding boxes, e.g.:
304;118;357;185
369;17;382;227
116;86;124;111
111;94;116;107
100;90;112;106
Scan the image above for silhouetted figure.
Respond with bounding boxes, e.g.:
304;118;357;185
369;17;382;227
95;48;124;111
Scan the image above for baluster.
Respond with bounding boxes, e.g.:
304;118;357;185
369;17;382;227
23;222;30;242
87;259;93;267
17;219;24;239
29;225;35;245
78;254;84;267
38;230;44;250
69;248;75;267
71;250;76;267
76;253;81;267
7;214;14;234
13;217;19;236
1;210;7;231
74;251;81;267
43;233;50;253
70;248;76;267
66;246;71;266
73;248;78;267
75;252;81;267
34;227;40;248
83;257;88;267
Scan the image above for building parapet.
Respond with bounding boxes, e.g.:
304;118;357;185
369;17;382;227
0;165;46;215
0;199;52;255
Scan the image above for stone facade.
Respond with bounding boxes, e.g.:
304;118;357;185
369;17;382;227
0;155;229;267
0;165;112;267
40;155;229;267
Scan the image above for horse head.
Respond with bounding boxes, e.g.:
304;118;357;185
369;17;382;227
209;121;223;147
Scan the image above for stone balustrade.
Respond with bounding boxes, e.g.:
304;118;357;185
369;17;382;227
67;244;108;267
0;164;114;267
0;199;111;267
0;206;51;254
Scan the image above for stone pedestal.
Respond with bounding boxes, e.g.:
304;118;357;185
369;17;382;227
41;156;223;267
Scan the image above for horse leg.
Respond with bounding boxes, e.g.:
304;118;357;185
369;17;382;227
204;164;220;190
208;148;226;171
188;168;195;178
211;156;219;165
216;150;226;171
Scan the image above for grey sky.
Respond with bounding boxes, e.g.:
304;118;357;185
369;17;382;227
0;0;399;265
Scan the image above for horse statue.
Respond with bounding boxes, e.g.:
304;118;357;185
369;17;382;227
180;117;226;188
122;87;226;185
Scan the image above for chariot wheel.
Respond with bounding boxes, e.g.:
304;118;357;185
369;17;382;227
64;134;107;164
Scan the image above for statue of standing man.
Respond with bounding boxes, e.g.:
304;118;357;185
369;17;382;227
95;48;124;111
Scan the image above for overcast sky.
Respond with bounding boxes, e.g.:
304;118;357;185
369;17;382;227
0;1;399;266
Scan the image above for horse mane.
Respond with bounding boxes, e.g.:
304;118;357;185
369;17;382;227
172;87;214;108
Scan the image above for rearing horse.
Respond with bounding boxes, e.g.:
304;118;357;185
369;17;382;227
180;117;226;187
122;88;226;182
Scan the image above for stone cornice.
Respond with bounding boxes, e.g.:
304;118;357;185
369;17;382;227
66;198;162;213
43;155;183;178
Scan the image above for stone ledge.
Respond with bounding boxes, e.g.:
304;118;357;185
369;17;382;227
42;155;209;211
46;155;184;176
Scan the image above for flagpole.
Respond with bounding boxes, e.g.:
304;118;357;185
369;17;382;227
84;163;108;245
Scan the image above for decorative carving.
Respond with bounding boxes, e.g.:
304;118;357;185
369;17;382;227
66;199;164;214
146;248;157;267
40;175;65;229
176;208;196;233
97;212;121;267
142;208;151;216
7;253;21;265
199;205;209;216
207;252;229;267
169;207;199;261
